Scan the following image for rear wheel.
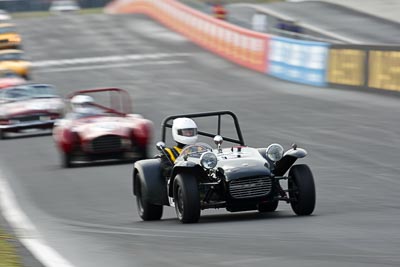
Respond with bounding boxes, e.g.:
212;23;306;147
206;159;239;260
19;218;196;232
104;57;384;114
137;146;148;160
135;174;163;221
173;174;200;223
258;200;279;212
0;130;4;140
22;73;31;80
131;143;148;161
288;164;316;215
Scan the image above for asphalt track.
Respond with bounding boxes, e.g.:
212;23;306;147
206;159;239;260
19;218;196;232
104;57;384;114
226;1;400;44
1;13;400;267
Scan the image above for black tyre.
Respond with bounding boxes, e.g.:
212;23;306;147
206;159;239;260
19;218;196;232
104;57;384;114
137;147;148;160
135;174;163;221
288;164;316;215
173;174;200;223
23;74;31;80
132;143;148;161
258;200;279;212
0;130;4;140
62;152;72;168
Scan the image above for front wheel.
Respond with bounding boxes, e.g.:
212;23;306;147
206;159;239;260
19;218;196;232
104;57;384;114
0;129;5;140
135;174;163;221
22;73;31;80
173;174;200;223
62;152;72;168
288;164;316;215
136;146;148;160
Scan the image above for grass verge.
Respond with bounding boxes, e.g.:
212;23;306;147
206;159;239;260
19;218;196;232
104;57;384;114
0;229;21;267
12;7;104;19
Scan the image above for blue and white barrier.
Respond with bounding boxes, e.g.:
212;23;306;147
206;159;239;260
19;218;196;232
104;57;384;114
268;36;329;86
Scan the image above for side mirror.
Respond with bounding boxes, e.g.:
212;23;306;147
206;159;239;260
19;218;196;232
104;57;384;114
214;135;223;146
214;135;223;153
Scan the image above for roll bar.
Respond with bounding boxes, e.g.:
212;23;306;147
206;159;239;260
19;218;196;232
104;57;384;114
161;110;245;146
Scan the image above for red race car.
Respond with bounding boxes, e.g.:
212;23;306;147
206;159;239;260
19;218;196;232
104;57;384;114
0;83;65;139
52;87;153;168
0;69;26;89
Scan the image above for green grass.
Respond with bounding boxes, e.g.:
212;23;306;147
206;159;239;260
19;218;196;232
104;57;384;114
12;7;104;19
0;229;21;267
11;11;51;19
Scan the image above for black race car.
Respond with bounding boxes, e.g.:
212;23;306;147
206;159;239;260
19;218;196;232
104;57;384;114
133;111;316;223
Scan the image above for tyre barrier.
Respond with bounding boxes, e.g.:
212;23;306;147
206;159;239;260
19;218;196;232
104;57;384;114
105;0;400;93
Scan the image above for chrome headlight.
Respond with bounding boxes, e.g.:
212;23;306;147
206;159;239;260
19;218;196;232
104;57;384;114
200;152;218;169
266;144;284;162
121;138;131;146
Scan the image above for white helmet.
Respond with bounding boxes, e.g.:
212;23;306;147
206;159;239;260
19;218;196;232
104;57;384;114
172;117;198;145
70;95;95;113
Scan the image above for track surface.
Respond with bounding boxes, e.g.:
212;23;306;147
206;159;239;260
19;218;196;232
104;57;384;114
1;13;400;267
227;1;400;44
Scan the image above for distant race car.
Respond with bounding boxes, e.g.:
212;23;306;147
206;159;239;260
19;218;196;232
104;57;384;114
0;83;65;139
0;69;26;89
133;111;316;223
0;10;11;21
49;0;81;14
0;49;31;80
52;88;153;168
0;23;21;49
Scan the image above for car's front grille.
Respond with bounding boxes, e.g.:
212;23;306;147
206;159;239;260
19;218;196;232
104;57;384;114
11;114;55;123
91;135;122;152
13;115;41;122
229;176;272;199
14;115;39;122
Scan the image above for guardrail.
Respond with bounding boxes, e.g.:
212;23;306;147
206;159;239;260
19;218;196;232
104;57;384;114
106;0;268;73
105;0;400;93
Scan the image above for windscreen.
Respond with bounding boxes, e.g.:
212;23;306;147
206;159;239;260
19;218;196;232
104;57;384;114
30;84;58;98
0;52;23;61
2;87;30;101
177;143;213;160
0;26;16;34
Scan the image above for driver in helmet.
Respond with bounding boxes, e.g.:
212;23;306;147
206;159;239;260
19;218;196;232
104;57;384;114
160;117;198;177
67;94;102;119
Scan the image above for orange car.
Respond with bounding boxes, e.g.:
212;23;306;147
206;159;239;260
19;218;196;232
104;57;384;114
0;49;31;79
0;23;21;49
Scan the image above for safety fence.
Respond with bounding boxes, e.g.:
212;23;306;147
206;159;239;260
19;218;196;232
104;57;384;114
106;0;268;72
105;0;400;93
328;45;400;92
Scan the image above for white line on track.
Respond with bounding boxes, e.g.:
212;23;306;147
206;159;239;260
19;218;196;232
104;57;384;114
32;53;191;68
0;169;76;267
34;60;185;73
